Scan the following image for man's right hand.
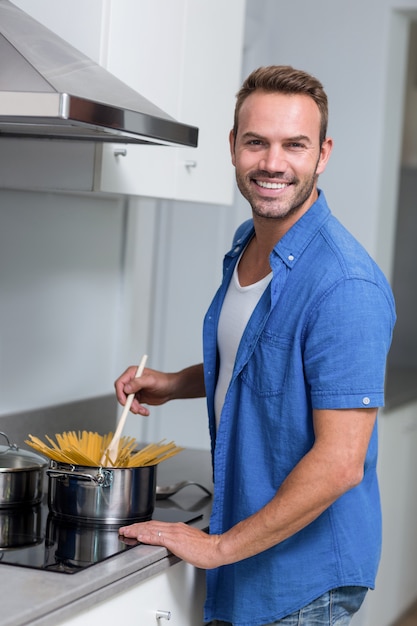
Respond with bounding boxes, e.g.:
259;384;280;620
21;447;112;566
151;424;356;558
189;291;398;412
114;363;205;416
114;366;177;416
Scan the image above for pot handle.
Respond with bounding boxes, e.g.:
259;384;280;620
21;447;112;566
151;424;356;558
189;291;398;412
0;431;19;454
47;467;113;487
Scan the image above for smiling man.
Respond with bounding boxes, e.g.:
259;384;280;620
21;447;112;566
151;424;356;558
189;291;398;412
231;89;331;225
116;66;396;626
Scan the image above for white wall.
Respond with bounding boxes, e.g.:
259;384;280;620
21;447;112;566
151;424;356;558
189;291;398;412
0;190;125;412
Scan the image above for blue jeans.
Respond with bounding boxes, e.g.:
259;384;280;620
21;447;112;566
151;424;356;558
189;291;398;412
207;585;368;625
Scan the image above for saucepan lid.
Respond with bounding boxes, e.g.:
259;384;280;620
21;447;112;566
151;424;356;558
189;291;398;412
0;432;48;472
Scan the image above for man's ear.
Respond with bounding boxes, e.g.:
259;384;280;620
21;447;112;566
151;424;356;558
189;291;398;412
229;129;236;166
316;137;333;176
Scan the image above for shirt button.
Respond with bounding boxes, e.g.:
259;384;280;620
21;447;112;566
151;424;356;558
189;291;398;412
288;254;294;261
362;396;371;405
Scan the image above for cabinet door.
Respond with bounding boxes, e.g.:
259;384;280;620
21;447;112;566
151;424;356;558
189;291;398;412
56;561;206;626
97;0;246;205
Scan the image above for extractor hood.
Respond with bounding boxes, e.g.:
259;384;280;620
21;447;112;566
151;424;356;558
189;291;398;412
0;1;198;146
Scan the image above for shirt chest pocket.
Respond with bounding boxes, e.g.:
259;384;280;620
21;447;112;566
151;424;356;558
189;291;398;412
239;332;293;396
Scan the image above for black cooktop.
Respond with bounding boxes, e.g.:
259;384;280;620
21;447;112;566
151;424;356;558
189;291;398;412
0;497;202;574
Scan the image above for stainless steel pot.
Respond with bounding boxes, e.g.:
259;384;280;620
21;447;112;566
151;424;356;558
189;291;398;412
47;461;157;525
0;432;47;508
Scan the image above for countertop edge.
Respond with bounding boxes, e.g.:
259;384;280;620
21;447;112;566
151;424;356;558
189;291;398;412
28;553;182;626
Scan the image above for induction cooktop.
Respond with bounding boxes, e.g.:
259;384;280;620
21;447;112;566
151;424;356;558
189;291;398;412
0;498;202;574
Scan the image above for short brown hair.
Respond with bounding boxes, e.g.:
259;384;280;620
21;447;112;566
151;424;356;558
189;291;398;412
233;65;328;145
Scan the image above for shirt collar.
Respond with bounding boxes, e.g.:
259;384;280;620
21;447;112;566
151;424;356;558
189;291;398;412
270;189;331;270
224;190;331;270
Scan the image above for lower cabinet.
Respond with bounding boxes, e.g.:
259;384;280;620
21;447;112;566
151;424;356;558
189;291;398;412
58;561;206;626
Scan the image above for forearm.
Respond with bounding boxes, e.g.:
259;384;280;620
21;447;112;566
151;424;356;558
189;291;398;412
216;408;375;566
217;449;347;564
171;363;206;399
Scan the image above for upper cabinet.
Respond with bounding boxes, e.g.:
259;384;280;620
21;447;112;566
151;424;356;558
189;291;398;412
5;0;246;205
98;0;245;205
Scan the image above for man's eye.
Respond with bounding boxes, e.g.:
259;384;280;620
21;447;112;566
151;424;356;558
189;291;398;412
247;139;263;146
288;142;304;149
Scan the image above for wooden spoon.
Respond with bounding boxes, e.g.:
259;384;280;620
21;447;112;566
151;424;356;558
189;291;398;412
101;354;148;466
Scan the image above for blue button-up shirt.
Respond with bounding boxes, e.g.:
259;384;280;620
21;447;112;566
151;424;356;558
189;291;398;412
202;191;396;626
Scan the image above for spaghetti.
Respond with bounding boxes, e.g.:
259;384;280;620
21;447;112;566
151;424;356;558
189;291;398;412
25;431;183;468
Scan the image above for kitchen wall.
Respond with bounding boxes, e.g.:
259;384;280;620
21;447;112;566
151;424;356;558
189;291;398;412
0;189;125;440
1;1;417;624
0;190;125;413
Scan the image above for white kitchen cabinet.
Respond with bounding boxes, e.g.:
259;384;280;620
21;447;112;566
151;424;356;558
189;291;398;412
97;0;246;205
57;560;206;626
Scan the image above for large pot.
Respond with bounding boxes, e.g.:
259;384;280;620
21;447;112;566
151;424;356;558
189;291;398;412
0;432;47;508
47;460;157;525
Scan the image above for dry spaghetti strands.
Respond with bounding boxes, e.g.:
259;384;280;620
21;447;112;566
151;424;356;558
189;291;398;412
25;431;183;468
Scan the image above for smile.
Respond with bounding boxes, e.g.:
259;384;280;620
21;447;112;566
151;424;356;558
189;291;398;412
255;180;290;189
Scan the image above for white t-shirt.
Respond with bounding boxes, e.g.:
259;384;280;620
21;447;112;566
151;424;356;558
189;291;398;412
214;256;272;429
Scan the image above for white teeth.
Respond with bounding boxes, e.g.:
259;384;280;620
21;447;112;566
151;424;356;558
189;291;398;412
256;181;289;189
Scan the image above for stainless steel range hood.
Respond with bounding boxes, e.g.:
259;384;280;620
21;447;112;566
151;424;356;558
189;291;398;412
0;1;198;146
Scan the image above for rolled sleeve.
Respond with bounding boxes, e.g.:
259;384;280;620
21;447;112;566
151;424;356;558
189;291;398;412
304;278;395;409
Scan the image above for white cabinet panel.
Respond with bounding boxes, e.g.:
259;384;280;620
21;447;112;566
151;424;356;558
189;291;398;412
57;561;206;626
104;0;186;114
95;0;246;204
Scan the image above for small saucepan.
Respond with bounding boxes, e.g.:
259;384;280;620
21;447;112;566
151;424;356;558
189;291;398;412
0;432;47;508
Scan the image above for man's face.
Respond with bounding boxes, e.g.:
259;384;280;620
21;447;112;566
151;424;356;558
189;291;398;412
230;91;332;222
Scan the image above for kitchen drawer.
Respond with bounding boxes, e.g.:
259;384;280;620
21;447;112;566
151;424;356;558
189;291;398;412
57;560;206;626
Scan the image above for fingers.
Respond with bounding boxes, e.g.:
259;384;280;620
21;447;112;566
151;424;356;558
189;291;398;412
115;366;173;413
129;396;150;416
115;365;151;415
114;365;138;403
119;521;168;545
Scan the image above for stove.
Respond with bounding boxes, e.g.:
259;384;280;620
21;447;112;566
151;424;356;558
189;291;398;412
0;496;202;574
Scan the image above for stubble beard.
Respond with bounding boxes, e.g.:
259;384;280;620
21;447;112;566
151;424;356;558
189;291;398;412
236;168;319;221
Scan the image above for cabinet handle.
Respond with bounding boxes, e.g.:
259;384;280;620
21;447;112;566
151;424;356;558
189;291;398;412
114;147;127;157
184;160;197;170
155;610;171;620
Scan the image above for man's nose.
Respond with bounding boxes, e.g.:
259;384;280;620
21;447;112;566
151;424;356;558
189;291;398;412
259;145;287;173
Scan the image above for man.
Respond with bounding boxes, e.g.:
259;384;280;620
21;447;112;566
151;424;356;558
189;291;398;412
117;66;396;625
